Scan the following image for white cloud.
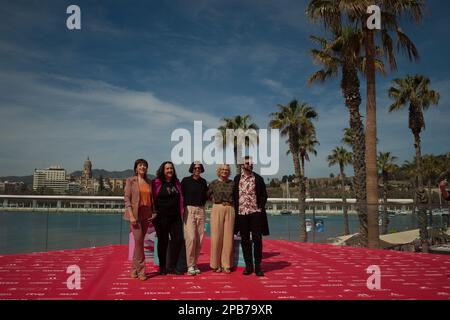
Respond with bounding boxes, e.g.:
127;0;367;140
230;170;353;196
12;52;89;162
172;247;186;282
0;70;221;175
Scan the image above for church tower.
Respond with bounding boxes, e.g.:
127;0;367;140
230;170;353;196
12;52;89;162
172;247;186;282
82;157;92;179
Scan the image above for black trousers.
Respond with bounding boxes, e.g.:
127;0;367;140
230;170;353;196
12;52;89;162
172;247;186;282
238;212;263;267
154;214;184;270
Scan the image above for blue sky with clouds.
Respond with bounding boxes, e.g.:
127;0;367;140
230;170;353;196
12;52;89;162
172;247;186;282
0;0;449;180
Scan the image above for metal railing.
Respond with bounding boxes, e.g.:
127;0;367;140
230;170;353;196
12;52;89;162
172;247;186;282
0;195;448;254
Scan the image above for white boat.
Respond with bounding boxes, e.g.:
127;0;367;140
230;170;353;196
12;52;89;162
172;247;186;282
306;219;313;232
432;209;449;216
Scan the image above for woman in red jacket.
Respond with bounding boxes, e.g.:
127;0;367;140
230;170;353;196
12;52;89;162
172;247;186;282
124;159;156;281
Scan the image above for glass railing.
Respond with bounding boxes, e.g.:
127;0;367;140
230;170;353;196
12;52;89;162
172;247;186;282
1;199;448;255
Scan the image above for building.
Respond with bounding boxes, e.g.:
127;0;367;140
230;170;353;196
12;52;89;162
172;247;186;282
107;178;126;191
33;166;68;194
67;181;82;194
79;157;97;194
4;181;25;193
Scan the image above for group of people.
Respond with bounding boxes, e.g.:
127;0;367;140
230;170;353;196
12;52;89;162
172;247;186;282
124;156;269;281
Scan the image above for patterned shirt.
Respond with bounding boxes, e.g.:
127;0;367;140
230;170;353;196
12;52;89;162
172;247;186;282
207;179;234;204
238;173;260;215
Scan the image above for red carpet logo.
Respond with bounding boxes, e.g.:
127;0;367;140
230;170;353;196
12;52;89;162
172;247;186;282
366;265;381;290
66;265;81;290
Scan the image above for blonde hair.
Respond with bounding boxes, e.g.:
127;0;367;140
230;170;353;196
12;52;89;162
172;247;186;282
216;164;232;178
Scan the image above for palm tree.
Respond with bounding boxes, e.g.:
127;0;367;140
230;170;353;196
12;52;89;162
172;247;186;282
342;128;353;146
299;131;320;239
217;115;259;175
388;74;440;252
269;100;318;242
377;152;398;235
328;147;353;235
307;0;425;249
422;154;441;226
401;159;418;227
308;27;372;246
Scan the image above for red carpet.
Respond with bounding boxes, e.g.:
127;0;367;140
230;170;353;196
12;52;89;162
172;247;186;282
0;238;449;300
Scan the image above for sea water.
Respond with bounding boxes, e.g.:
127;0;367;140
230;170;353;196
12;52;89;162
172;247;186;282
0;210;445;254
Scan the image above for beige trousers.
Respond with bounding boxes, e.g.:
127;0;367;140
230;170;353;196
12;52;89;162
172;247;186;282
210;204;235;269
183;205;206;268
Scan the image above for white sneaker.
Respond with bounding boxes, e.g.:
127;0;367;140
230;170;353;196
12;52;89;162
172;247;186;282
194;266;201;274
188;267;196;276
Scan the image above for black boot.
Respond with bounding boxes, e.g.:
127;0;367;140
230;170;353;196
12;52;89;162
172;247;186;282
159;266;167;275
168;266;183;275
255;264;264;277
243;263;254;275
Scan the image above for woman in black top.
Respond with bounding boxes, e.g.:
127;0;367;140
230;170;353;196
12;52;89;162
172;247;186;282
181;161;208;276
152;161;185;275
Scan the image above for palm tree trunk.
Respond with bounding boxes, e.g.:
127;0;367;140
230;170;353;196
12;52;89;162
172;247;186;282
341;63;368;246
411;182;417;228
428;180;433;227
299;156;307;242
291;148;306;242
382;173;389;235
340;165;350;235
312;188;316;243
413;130;429;253
364;27;380;249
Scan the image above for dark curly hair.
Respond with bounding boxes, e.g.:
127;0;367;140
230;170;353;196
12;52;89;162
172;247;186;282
156;161;178;183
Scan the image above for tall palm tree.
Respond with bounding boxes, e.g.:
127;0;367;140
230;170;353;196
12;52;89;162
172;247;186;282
328;147;353;235
217;115;259;175
402;159;418;227
308;27;373;246
299;131;320;240
307;0;425;249
422;154;441;226
388;74;440;252
269;100;318;242
377;152;398;235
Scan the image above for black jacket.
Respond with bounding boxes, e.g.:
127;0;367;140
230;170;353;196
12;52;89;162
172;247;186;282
233;172;270;236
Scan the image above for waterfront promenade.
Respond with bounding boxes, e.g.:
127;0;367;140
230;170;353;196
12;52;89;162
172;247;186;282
0;195;415;215
0;237;449;300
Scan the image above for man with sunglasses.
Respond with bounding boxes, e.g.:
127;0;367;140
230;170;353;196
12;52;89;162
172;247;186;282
233;156;269;277
181;161;208;276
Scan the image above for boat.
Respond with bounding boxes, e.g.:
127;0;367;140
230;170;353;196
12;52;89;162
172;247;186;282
280;210;292;215
306;219;313;232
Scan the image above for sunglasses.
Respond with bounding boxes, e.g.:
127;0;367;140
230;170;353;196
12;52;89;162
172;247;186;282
194;166;202;170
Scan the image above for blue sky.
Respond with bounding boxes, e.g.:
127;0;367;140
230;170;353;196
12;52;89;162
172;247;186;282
0;0;449;181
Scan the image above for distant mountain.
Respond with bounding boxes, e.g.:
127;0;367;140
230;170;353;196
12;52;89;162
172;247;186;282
0;175;33;185
69;169;155;179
